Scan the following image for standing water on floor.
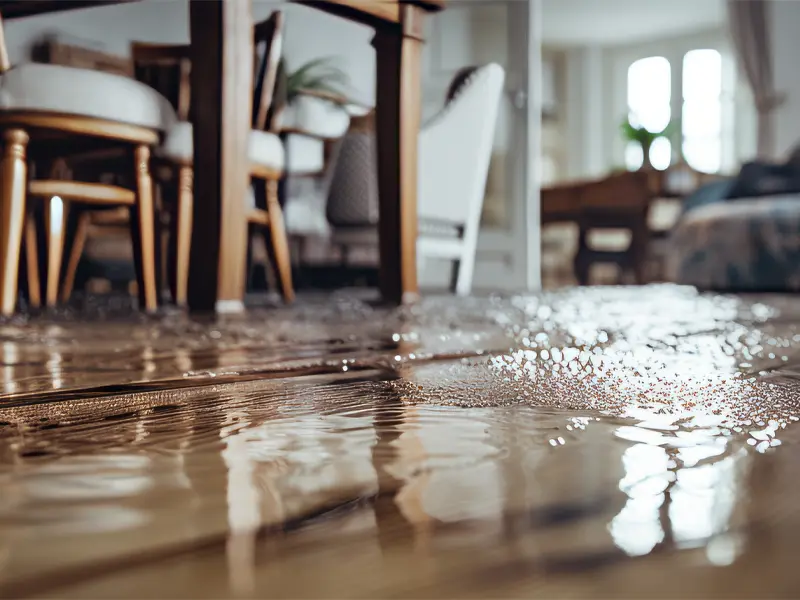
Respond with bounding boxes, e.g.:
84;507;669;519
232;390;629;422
1;285;800;597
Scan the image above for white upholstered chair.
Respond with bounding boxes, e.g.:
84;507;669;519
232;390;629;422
329;62;505;295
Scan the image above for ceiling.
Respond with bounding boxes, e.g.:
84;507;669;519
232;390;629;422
541;0;726;46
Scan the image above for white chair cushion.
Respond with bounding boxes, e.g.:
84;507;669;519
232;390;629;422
0;63;176;130
281;94;350;139
159;121;284;171
285;133;325;174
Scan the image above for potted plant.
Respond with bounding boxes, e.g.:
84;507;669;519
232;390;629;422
274;57;350;108
272;57;357;138
620;116;678;170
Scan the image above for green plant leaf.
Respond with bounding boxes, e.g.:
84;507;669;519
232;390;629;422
619;114;678;147
284;57;350;101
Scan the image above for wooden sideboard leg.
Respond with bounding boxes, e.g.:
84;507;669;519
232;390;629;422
372;6;425;305
574;222;590;286
631;213;649;285
188;0;253;313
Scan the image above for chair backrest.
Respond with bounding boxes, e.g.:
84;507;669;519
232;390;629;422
417;63;505;233
131;42;192;120
253;11;284;133
325;112;380;227
131;11;284;130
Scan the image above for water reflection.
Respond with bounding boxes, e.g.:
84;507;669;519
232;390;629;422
0;369;796;597
0;288;798;595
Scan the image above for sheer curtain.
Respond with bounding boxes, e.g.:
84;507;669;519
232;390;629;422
727;0;784;159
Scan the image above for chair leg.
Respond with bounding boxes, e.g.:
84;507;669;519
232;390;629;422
174;166;193;307
133;145;158;312
263;179;294;303
0;129;29;316
24;215;40;309
449;259;460;294
45;196;68;307
454;250;476;297
61;211;90;303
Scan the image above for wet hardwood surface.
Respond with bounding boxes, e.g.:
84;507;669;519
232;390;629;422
2;286;800;597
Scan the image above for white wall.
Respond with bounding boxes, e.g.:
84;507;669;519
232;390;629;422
3;0;377;105
770;0;800;159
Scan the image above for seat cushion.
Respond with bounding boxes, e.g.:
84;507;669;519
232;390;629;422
159;121;284;171
0;63;176;130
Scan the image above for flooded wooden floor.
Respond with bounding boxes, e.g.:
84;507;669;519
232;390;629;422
2;285;800;597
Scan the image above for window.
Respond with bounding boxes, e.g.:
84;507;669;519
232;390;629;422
625;56;671;171
681;49;722;173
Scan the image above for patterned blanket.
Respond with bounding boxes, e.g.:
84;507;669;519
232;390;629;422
666;196;800;291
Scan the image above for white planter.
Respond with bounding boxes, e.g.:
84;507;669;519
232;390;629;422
282;94;351;139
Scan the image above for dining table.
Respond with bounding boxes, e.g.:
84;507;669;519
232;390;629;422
0;0;445;312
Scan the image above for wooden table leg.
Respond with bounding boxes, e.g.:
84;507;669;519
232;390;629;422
188;0;253;313
372;6;425;305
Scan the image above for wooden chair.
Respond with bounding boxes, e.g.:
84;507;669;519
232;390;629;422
0;16;176;315
131;11;293;306
56;42;194;306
